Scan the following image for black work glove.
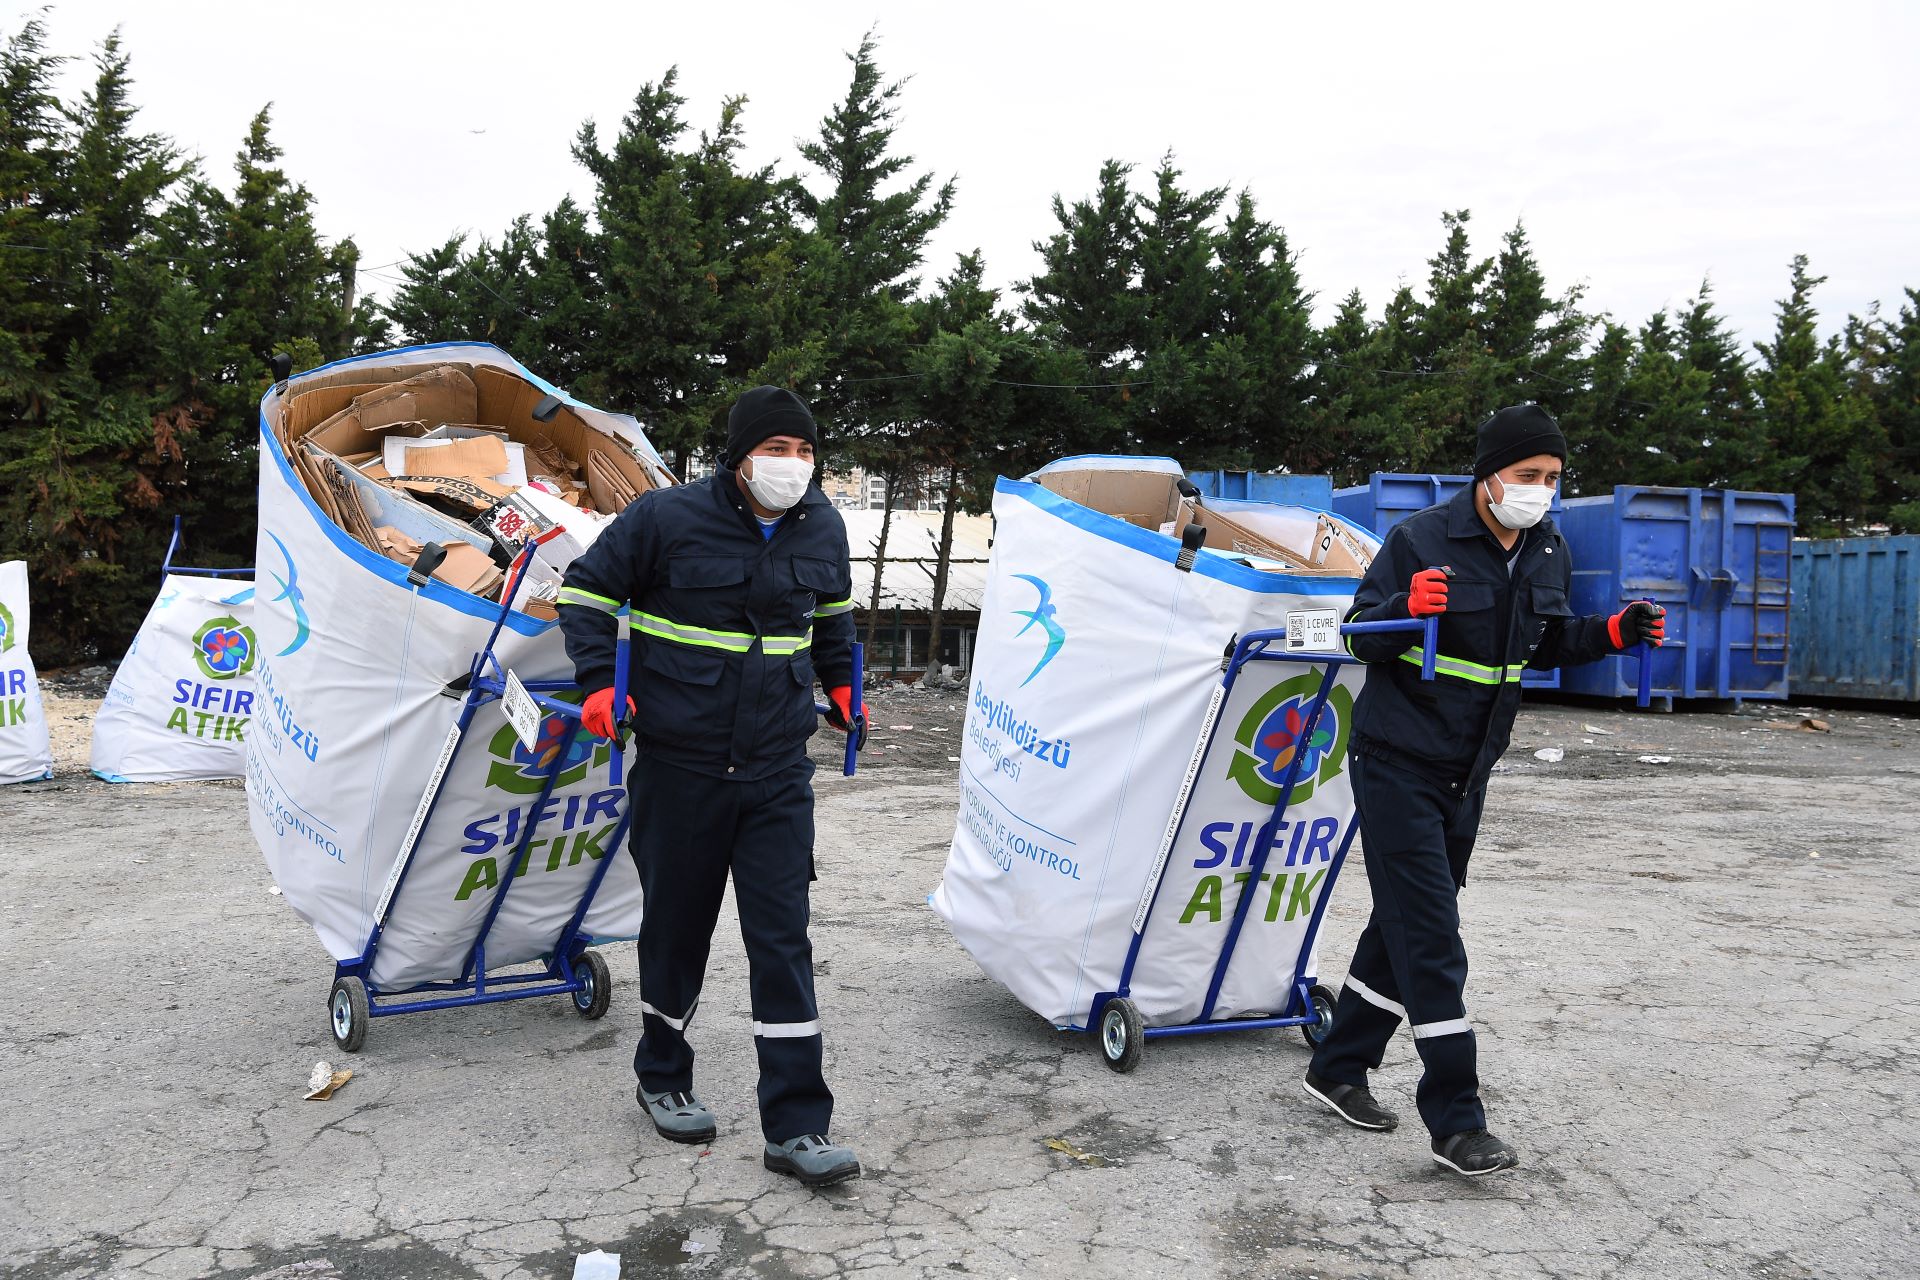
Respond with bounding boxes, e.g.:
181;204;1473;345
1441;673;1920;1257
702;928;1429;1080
824;687;868;751
1609;600;1666;649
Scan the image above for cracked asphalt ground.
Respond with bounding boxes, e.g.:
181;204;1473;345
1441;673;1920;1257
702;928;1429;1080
4;686;1918;1279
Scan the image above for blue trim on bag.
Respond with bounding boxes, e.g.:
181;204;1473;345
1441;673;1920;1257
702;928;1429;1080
92;769;136;784
257;419;553;637
998;477;1361;595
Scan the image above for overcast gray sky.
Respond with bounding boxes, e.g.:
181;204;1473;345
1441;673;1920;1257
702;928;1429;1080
23;0;1920;350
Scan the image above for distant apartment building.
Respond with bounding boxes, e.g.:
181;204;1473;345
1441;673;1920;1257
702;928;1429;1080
821;467;936;513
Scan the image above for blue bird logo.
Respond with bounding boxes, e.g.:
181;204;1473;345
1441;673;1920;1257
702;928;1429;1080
1011;574;1067;687
267;533;311;656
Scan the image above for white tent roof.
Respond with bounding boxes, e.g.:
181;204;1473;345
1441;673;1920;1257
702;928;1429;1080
840;510;993;613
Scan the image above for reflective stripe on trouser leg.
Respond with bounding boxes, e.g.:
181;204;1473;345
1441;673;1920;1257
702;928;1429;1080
1411;1017;1472;1040
640;997;699;1032
630;755;738;1094
1344;972;1407;1019
753;1019;821;1038
735;760;833;1143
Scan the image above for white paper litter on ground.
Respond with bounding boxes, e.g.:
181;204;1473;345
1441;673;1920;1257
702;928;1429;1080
571;1250;621;1280
1534;747;1565;763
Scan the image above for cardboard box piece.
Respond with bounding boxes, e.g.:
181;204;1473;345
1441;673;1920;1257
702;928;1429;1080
1032;466;1368;575
275;360;660;614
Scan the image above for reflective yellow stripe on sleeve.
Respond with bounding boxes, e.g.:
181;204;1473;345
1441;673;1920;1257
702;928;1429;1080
632;611;812;655
1397;647;1526;686
556;586;623;614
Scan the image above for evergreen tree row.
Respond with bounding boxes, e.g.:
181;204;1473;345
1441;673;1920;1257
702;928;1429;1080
4;20;1915;665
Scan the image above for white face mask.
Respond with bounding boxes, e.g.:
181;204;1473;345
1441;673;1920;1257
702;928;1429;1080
743;454;813;511
1485;479;1553;530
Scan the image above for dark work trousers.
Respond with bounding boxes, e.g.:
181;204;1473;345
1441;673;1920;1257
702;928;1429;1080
1310;749;1488;1138
628;752;832;1143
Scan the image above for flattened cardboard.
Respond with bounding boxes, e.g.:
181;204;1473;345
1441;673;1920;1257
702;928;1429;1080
1033;465;1338;574
400;435;510;481
432;541;503;594
390;475;515;512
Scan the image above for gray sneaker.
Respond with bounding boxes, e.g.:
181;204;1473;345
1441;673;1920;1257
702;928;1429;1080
1431;1128;1520;1177
763;1134;861;1187
638;1086;716;1145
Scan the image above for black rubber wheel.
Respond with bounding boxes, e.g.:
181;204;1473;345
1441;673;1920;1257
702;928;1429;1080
571;950;611;1020
1300;983;1337;1050
1098;998;1145;1073
329;976;370;1053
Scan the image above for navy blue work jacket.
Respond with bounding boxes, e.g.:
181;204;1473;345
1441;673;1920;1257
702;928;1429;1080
556;469;856;781
1344;485;1617;790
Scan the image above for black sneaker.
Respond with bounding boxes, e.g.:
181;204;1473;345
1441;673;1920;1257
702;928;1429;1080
1302;1071;1399;1131
1431;1128;1519;1177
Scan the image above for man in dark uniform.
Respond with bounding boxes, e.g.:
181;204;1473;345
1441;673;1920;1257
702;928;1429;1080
556;386;866;1188
1301;404;1665;1177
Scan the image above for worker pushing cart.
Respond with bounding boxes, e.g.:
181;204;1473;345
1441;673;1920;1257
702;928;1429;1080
557;387;868;1190
1301;405;1665;1179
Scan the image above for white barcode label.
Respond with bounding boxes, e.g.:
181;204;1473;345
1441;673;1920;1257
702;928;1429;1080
502;670;541;750
1286;608;1339;652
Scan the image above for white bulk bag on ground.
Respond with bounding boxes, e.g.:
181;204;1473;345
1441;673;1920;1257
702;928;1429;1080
248;343;674;991
0;560;53;784
91;575;257;782
931;459;1380;1029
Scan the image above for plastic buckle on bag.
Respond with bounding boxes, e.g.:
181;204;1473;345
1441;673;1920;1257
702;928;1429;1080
1174;522;1207;573
408;543;448;589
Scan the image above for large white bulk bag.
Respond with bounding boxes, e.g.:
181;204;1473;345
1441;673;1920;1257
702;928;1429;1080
248;344;675;991
931;460;1380;1029
91;575;257;782
0;560;53;784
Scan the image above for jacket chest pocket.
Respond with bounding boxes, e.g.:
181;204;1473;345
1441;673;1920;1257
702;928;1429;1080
666;554;749;592
788;554;841;623
1439;579;1497;650
1525;580;1574;651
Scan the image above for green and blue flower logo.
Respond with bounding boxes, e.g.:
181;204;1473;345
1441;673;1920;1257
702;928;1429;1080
1227;672;1351;807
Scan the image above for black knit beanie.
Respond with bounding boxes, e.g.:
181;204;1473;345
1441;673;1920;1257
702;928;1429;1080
724;386;817;466
1473;404;1567;479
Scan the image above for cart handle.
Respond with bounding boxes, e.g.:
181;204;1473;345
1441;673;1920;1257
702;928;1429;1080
1229;615;1439;681
1635;596;1657;708
811;641;864;777
162;515;254;580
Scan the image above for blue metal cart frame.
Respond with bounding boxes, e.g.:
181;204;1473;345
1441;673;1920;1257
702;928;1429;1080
162;514;254;580
1086;615;1433;1071
325;530;863;1051
1088;610;1653;1070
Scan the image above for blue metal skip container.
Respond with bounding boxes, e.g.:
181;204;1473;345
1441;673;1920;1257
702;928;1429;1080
1791;535;1920;702
1554;487;1794;707
1331;473;1562;691
1188;470;1334;508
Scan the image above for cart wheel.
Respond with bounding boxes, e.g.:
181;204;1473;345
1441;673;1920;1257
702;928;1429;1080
571;950;611;1020
1300;983;1337;1051
1099;998;1145;1073
329;976;370;1053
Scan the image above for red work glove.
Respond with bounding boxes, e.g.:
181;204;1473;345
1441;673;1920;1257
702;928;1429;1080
824;685;867;750
1608;601;1666;649
1407;567;1452;617
580;687;635;740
